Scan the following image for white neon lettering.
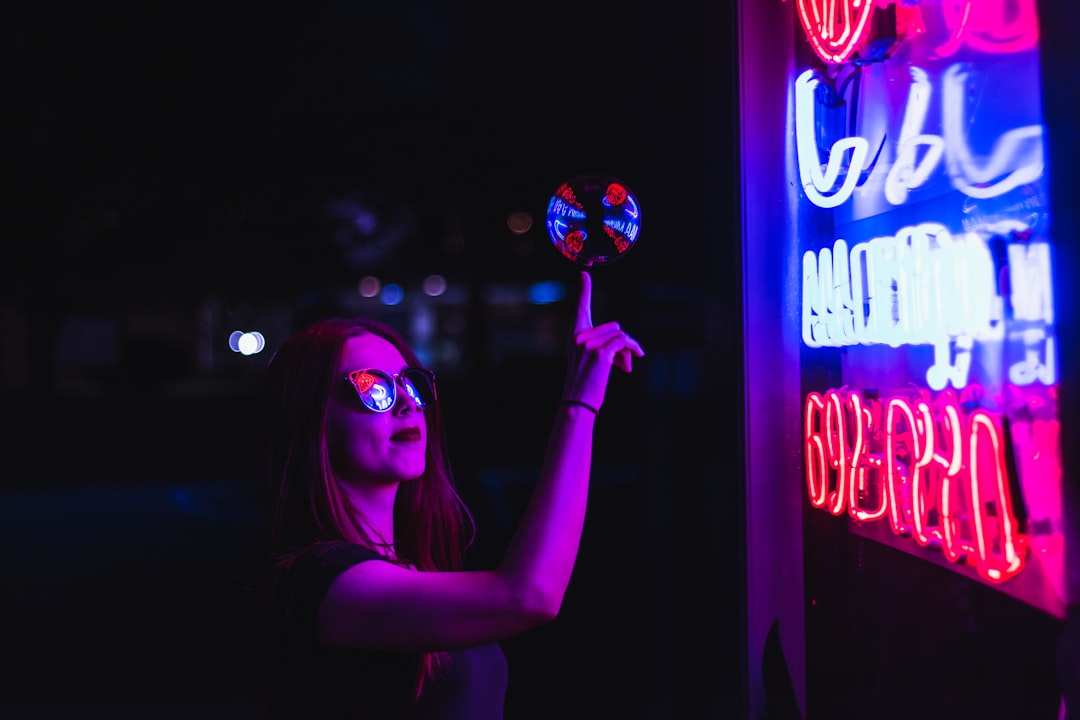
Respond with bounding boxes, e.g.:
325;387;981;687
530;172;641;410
804;224;1056;389
927;336;974;391
884;67;945;206
941;64;1044;200
795;70;870;209
1008;242;1053;323
1004;241;1056;386
1008;330;1056;385
796;64;1044;209
803;223;999;347
803;239;859;348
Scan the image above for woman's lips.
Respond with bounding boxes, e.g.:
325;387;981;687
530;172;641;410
391;428;422;442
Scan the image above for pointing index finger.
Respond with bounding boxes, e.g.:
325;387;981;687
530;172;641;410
575;270;593;332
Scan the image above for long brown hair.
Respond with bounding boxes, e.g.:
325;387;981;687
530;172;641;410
260;315;474;698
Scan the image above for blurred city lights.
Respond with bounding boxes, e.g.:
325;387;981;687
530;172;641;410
423;274;448;296
381;283;404;306
228;330;266;356
507;211;533;234
358;275;381;297
528;281;565;305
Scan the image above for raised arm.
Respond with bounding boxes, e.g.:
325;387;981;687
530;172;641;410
317;271;645;653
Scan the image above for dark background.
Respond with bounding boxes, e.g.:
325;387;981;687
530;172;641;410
3;2;744;718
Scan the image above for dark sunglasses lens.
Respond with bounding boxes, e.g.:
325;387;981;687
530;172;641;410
401;369;436;408
351;370;396;412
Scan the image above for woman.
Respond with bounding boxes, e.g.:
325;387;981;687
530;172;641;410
262;271;644;718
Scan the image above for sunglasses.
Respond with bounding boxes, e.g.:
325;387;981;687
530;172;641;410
345;367;437;413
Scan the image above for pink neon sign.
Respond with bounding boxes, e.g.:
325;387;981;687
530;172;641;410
933;0;1039;57
797;0;1041;65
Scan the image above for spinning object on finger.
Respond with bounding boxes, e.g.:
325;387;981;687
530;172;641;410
545;174;641;267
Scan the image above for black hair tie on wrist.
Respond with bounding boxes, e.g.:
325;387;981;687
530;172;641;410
560;399;599;415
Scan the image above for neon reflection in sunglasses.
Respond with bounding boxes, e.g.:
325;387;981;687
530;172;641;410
346;368;437;413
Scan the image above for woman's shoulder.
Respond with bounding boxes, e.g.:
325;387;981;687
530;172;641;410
272;541;386;616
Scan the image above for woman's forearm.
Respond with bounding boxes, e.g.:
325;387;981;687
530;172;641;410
497;402;596;618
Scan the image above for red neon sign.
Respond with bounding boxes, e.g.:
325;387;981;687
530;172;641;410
796;0;875;64
804;386;1027;583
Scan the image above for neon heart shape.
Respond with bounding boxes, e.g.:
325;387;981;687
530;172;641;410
796;0;876;64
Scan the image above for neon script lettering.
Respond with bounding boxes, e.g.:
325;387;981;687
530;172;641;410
804;387;1026;583
795;66;1043;210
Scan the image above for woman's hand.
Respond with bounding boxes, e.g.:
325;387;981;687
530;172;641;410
561;270;645;411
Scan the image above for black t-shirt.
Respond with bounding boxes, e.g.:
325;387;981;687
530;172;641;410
270;541;508;719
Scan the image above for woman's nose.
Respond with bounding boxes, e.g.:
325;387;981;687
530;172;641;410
392;378;419;415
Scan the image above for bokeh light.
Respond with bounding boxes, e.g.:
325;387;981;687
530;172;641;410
381;283;404;306
358;275;381;298
528;281;566;305
228;330;266;356
423;274;448;296
507;211;533;234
